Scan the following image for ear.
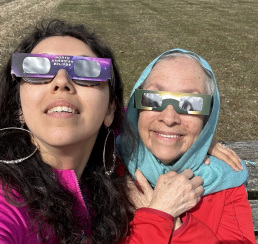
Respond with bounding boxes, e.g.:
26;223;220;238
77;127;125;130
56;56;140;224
104;100;117;127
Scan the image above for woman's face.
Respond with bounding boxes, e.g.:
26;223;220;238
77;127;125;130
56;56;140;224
138;56;207;164
20;36;114;158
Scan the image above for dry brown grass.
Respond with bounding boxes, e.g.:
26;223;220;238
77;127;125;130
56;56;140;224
0;0;63;65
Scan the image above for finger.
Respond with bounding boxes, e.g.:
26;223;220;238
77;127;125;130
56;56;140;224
191;176;203;188
181;169;194;179
217;147;243;171
126;175;137;191
164;170;178;177
196;195;202;204
126;170;155;209
126;176;144;199
217;142;241;164
135;169;153;196
195;184;204;197
210;142;243;171
225;147;243;170
126;176;148;209
125;182;139;204
203;156;210;165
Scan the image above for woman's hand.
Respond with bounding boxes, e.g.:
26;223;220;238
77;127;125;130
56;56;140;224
148;169;203;218
126;170;154;212
127;169;203;218
205;139;243;171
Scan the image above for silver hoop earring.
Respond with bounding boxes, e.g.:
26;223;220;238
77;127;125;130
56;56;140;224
0;127;38;164
103;128;116;176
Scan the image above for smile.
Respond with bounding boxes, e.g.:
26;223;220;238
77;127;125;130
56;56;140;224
47;106;78;114
157;132;180;139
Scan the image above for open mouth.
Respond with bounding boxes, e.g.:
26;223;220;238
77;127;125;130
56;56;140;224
47;106;79;114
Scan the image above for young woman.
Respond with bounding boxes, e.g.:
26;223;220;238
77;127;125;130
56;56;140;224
0;19;131;244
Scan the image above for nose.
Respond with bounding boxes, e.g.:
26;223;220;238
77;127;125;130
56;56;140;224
50;69;75;93
159;105;181;126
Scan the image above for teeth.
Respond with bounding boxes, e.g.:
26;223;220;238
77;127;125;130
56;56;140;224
47;106;78;114
157;133;180;138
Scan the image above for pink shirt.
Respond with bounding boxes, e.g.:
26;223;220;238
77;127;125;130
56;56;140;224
0;169;91;243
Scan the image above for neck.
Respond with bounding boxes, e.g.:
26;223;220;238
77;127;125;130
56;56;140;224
38;143;93;180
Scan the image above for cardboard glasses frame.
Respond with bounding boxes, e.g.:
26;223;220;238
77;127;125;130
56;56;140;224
11;53;115;87
134;89;212;115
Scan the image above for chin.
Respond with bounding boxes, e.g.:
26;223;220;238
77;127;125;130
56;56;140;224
51;137;79;146
156;153;183;165
40;136;78;148
154;154;175;165
160;159;176;165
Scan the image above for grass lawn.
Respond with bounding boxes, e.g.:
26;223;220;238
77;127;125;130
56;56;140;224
0;0;257;239
1;0;257;141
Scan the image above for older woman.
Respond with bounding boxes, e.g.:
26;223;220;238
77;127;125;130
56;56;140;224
120;49;255;243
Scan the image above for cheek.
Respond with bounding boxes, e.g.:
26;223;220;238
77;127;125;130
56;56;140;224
81;88;110;120
138;111;149;137
137;111;157;149
138;112;145;137
19;84;47;124
20;86;38;113
20;83;45;102
182;115;204;138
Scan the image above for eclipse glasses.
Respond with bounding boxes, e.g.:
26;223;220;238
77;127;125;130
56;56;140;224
134;89;212;115
11;53;114;87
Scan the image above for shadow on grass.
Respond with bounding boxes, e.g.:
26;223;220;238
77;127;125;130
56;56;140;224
248;191;258;200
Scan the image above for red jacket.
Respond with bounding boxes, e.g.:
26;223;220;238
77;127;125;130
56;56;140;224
124;184;256;243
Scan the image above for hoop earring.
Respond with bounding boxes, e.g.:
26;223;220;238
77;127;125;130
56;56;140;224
103;128;116;176
0;127;38;164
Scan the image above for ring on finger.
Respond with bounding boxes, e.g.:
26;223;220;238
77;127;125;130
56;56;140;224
220;141;228;149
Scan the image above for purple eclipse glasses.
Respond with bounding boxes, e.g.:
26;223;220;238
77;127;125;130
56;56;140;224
11;53;114;87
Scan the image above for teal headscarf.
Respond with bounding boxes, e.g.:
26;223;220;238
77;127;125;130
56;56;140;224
118;48;249;195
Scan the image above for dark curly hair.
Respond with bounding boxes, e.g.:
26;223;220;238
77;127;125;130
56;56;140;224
0;19;133;243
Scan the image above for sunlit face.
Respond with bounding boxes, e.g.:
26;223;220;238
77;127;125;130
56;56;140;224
138;56;207;164
20;36;114;160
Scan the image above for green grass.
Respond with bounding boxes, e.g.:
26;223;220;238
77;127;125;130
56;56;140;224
1;0;257;141
56;0;258;141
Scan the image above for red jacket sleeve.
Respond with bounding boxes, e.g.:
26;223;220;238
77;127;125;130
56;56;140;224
123;208;174;243
216;185;256;243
